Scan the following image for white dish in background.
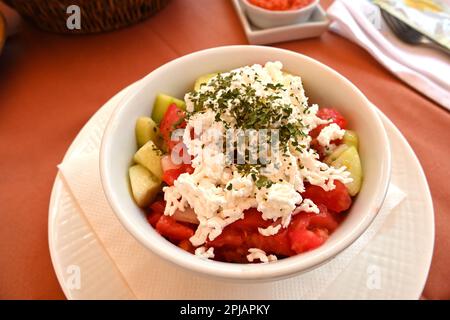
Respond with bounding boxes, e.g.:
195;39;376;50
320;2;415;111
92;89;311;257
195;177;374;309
241;0;319;29
232;0;329;45
48;81;434;299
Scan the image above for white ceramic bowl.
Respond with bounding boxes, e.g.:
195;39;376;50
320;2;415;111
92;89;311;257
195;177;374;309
100;45;391;282
241;0;319;29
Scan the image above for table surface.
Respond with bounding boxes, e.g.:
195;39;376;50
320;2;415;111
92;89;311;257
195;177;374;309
0;0;449;300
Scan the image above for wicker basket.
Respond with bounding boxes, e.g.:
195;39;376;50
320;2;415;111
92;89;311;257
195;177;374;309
3;0;171;34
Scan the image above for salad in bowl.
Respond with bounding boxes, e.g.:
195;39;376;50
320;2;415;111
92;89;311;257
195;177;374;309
100;45;390;281
128;61;363;264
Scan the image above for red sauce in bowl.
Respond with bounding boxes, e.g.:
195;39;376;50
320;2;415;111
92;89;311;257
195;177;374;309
248;0;314;11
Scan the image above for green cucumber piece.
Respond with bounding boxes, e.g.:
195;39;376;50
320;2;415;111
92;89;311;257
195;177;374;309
343;130;359;149
324;144;349;165
331;146;363;196
194;73;217;91
133;140;163;180
151;93;185;124
135;116;163;149
129;164;161;207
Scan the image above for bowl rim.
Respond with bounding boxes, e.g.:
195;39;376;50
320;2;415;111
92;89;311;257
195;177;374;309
100;45;391;281
242;0;319;15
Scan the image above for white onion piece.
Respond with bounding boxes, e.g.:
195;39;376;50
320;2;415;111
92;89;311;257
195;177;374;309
161;154;182;172
172;208;199;224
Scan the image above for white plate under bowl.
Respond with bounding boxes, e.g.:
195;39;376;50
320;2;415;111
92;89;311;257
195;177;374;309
48;82;434;300
232;0;330;45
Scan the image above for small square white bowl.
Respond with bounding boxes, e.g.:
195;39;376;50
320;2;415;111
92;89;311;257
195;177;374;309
232;0;330;45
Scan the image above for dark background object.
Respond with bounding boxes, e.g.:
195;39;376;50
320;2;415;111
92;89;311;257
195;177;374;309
2;0;171;34
0;11;5;53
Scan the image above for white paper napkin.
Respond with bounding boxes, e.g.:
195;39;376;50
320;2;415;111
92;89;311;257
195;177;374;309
57;89;406;299
327;0;450;111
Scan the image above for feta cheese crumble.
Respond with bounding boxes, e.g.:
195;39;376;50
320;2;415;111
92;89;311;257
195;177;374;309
256;183;302;227
258;224;282;237
294;198;320;214
247;248;277;263
163;61;352;248
194;246;215;259
317;123;346;149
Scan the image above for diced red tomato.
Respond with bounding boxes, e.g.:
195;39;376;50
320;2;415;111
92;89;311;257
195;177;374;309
162;169;181;186
146;200;166;227
206;205;340;259
302;181;352;213
161;150;194;186
159;103;186;151
289;207;331;254
178;239;196;253
149;200;166;213
266;229;296;256
147;211;163;228
148;184;347;261
247;228;295;257
183;164;194;174
215;247;249;264
231;208;272;231
290;205;338;232
308;206;339;232
208;228;244;248
289;228;328;253
162;164;194;186
310;108;347;138
309;138;327;159
207;209;295;257
155;215;194;242
317;108;347;129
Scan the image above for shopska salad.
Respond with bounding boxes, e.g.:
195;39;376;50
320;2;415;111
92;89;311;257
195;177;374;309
128;62;363;264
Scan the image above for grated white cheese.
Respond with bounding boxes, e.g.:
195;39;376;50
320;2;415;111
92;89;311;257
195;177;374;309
293;198;320;215
295;147;353;191
258;224;282;237
317;123;345;148
163;61;353;247
247;248;277;263
256;183;302;227
194;246;215;259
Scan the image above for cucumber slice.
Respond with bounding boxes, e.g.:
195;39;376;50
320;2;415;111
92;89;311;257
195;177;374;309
194;73;217;91
324;144;349;165
343;130;359;149
129;164;161;207
135;117;164;149
133;141;163;180
331;146;363;196
151;93;185;124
